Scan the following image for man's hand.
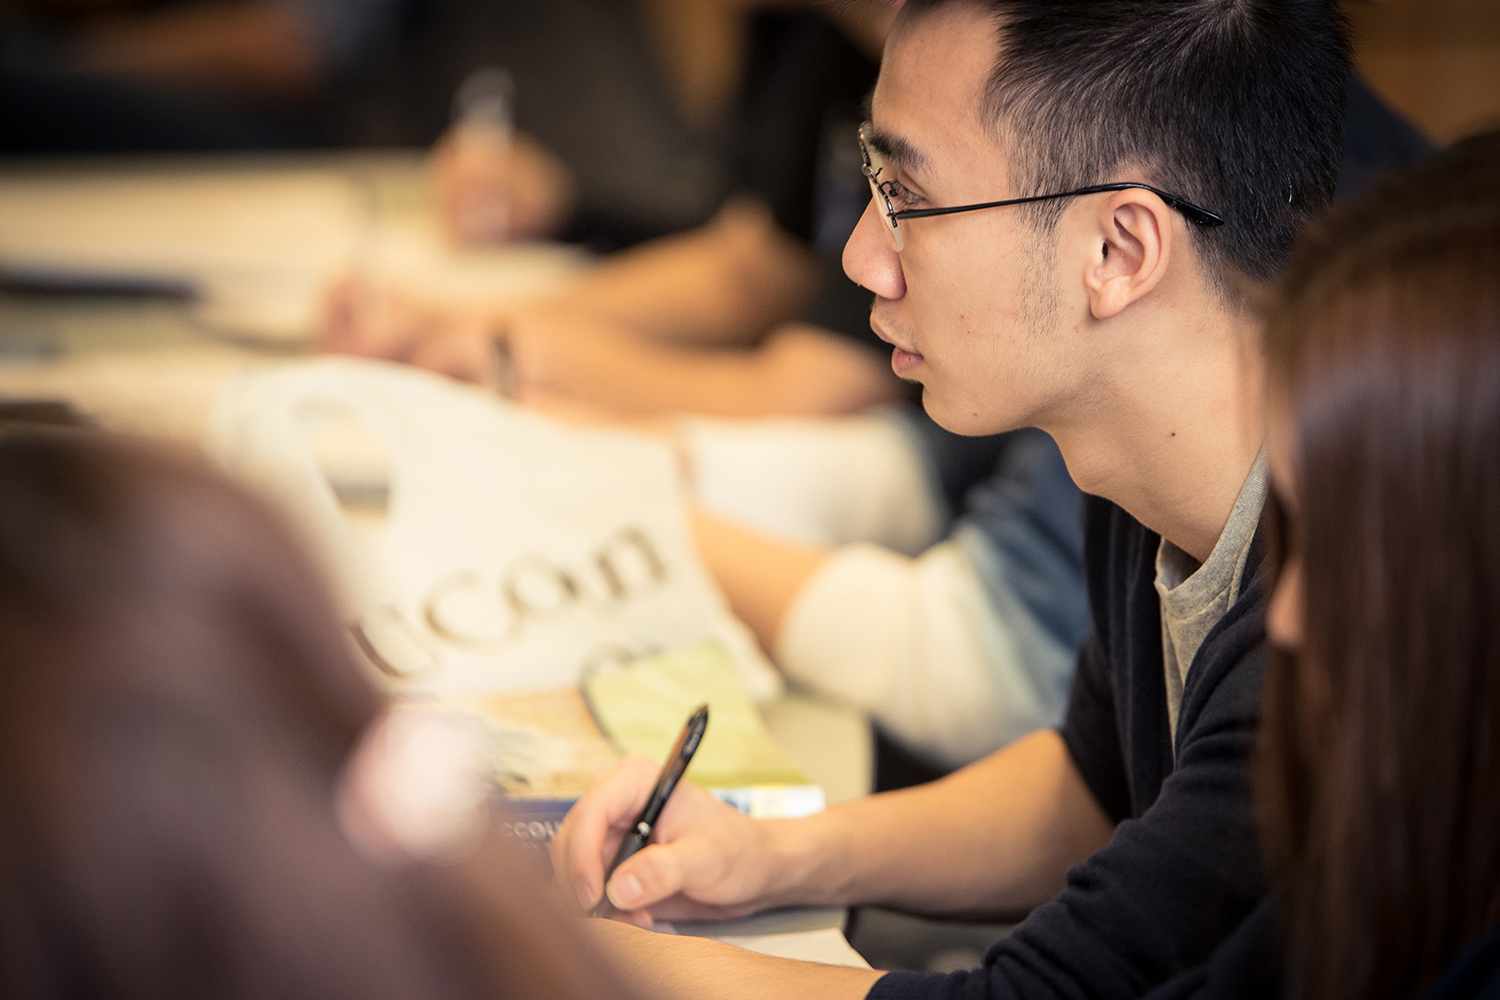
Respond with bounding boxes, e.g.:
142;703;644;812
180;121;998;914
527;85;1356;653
321;277;520;387
319;279;624;395
558;732;1115;931
321;276;454;364
434;129;579;246
552;755;795;925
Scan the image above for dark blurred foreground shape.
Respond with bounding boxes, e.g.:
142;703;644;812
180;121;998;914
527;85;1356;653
0;426;636;1000
1145;130;1500;1000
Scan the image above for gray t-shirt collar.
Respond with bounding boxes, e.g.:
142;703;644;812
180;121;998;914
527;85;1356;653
1155;448;1269;743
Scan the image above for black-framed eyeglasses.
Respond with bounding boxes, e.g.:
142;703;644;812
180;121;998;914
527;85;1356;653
858;122;1224;251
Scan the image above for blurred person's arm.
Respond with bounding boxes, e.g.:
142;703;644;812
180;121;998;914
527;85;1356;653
692;429;1088;769
506;321;904;418
537;199;821;347
326;199;822;364
392;315;906;419
688;511;832;650
323;200;868;413
698;520;1081;770
413;196;821;345
774;531;1082;770
434;128;580;245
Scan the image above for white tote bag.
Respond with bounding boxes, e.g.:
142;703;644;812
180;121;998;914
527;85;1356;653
205;357;781;702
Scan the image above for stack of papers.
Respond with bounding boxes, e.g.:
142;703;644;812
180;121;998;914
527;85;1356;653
0;170;362;343
583;640;809;789
673;908;872;969
0;165;583;345
470;640;818;805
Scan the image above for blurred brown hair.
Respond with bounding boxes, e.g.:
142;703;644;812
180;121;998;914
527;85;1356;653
0;428;633;1000
1258;132;1500;1000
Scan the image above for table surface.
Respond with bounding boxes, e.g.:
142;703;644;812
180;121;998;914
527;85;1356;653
0;152;874;807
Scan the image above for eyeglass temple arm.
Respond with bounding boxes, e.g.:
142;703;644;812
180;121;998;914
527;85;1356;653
891;182;1225;228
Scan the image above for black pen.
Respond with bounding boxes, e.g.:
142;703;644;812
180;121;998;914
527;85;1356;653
592;703;709;918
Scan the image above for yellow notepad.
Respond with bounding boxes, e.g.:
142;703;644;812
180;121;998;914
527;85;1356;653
583;640;808;788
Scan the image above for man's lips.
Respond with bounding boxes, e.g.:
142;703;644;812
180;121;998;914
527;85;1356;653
891;347;924;375
871;319;924;375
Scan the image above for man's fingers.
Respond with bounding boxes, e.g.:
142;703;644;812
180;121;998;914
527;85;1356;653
604;816;740;912
319;276;359;352
406;324;493;383
546;814;590;912
553;794;614;912
552;755;664;912
605;841;688;912
611;907;655;930
603;827;763;922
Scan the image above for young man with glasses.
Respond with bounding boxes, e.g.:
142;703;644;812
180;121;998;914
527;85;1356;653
553;1;1349;998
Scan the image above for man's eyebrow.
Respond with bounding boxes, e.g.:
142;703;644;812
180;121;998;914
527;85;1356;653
861;91;930;177
866;124;929;177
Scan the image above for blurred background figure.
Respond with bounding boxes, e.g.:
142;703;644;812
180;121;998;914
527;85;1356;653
320;0;1092;788
0;0;1459;786
322;0;1442;785
0;427;635;1000
325;0;909;415
1152;131;1500;1000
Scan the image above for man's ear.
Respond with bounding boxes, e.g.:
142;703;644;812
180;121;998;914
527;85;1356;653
1084;189;1173;320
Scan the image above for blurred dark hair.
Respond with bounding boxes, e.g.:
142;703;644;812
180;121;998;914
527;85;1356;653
0;429;632;1000
895;0;1349;302
1258;132;1500;1000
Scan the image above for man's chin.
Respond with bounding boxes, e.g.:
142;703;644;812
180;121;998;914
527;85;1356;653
920;391;1012;437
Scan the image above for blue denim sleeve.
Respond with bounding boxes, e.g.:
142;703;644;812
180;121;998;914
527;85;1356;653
950;428;1091;737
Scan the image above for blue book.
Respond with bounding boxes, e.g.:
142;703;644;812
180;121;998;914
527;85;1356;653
497;797;576;872
496;785;825;873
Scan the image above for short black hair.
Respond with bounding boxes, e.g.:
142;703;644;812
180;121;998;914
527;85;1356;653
898;0;1350;299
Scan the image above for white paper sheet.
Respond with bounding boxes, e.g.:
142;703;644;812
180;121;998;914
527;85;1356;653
669;907;871;969
0;167;583;345
709;927;872;969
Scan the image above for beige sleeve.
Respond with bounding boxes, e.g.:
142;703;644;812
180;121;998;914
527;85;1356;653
774;539;1065;771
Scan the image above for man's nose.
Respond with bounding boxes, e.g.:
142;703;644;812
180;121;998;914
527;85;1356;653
843;200;906;301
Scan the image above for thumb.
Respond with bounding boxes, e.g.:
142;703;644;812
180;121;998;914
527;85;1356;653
605;841;691;912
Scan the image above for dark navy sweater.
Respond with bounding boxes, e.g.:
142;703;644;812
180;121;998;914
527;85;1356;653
1146;896;1500;1000
869;495;1270;1000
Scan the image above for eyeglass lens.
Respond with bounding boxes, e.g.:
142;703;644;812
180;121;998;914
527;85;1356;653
858;124;904;250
